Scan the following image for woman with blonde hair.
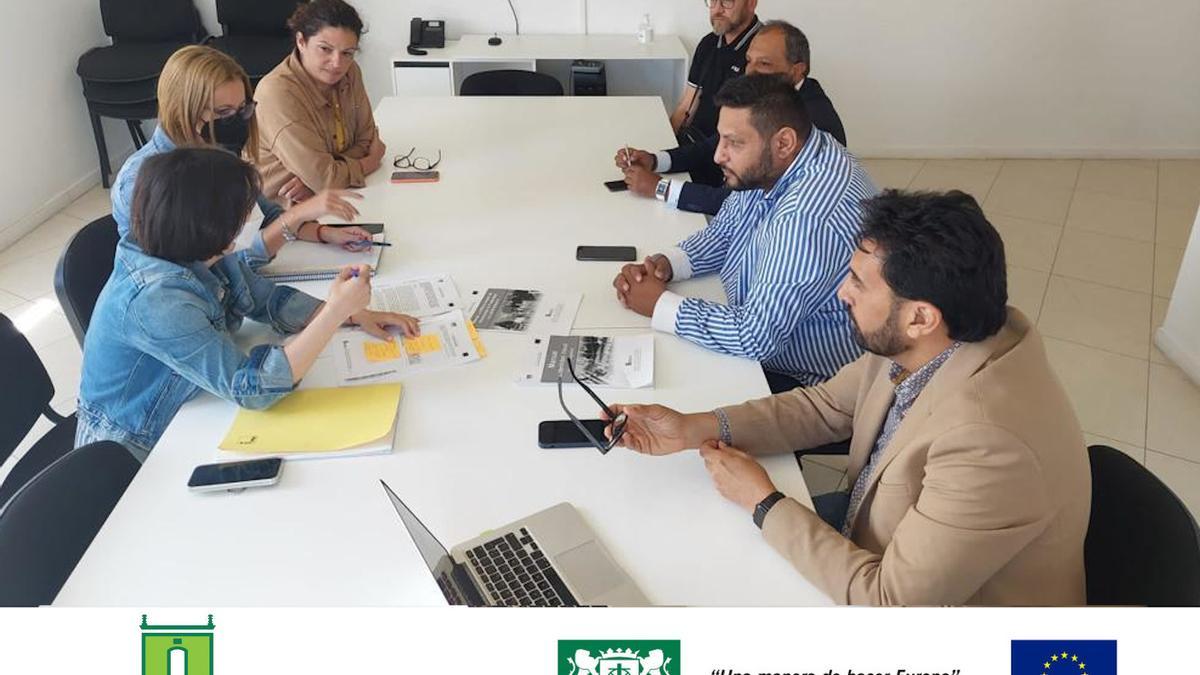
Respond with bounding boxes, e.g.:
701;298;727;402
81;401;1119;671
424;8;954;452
110;45;372;265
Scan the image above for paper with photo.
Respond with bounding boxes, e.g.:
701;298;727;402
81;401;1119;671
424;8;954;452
468;288;581;334
330;309;484;385
517;334;654;388
369;274;462;318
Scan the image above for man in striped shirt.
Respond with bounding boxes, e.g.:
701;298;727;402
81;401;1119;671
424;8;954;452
614;74;875;389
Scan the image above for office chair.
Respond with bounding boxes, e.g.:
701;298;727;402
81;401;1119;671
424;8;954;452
0;441;139;606
1084;444;1200;606
76;0;207;187
54;214;119;348
460;70;564;96
0;313;79;510
207;0;300;87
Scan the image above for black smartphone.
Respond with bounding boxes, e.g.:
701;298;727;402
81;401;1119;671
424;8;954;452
187;457;283;492
576;245;637;262
327;222;384;234
538;419;608;449
604;179;629;192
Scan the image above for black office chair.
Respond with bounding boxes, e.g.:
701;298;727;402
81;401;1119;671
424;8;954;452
0;441;139;606
0;314;80;510
54;215;120;348
207;0;300;86
460;70;564;96
1084;444;1200;606
76;0;207;188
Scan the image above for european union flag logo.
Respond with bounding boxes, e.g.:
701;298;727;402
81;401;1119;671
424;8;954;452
1011;640;1117;675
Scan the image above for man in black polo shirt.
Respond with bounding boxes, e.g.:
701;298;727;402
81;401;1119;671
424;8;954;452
671;0;762;157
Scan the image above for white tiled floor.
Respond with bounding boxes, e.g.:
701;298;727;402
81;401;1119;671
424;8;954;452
2;162;1200;524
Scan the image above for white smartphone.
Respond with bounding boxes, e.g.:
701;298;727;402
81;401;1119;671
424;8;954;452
187;458;283;493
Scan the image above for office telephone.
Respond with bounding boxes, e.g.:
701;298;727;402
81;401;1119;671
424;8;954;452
408;18;446;55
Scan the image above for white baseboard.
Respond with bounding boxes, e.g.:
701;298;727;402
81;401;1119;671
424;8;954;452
0;145;136;252
1155;326;1200;388
853;146;1200;160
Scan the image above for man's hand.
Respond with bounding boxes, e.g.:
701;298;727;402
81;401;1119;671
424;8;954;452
279;174;315;203
613;147;656;171
613;255;672;316
699;441;778;513
623;165;662;199
603;405;717;456
348;310;420;341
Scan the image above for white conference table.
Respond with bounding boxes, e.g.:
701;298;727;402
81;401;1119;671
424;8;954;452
55;97;831;607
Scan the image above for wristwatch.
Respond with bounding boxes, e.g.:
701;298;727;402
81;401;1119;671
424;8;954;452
280;217;299;242
654;177;671;202
753;491;786;529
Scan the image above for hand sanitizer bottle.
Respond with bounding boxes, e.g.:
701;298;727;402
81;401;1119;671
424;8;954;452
637;13;654;44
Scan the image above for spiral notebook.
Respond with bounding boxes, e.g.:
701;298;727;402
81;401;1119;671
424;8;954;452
257;234;387;282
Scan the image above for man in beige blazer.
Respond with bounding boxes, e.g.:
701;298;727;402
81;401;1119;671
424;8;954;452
607;190;1090;606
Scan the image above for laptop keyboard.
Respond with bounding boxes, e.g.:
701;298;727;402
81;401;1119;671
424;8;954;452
465;528;579;607
436;572;465;605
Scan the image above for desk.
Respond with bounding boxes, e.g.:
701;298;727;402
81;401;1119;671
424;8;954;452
392;34;689;107
55;97;831;607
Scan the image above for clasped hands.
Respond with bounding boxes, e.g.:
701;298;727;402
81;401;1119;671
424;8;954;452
612;255;672;317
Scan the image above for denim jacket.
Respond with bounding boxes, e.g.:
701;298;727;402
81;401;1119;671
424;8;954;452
76;237;323;461
111;127;283;268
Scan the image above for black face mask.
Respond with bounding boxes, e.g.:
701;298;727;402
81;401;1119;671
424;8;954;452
207;114;250;155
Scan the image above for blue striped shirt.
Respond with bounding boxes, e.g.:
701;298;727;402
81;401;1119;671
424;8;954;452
653;128;876;385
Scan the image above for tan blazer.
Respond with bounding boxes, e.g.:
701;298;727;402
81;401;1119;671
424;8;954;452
253;51;379;201
721;308;1090;605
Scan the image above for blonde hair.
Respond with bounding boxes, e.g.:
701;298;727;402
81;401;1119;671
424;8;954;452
156;45;259;160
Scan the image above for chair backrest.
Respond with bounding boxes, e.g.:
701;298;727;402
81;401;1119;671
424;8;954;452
1085;445;1200;606
0;314;57;466
460;70;564;97
0;441;139;606
99;0;205;43
54;215;119;348
217;0;303;36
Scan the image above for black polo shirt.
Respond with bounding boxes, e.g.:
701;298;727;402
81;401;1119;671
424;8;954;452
682;16;763;142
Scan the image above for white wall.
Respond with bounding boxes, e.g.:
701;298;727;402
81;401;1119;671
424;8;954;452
4;0;1198;250
195;0;1200;158
1158;207;1200;386
0;0;137;249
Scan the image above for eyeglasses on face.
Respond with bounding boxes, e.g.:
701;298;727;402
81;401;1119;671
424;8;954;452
703;0;738;10
212;99;256;121
556;358;627;454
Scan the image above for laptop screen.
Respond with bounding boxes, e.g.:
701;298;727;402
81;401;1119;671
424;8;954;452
380;480;462;603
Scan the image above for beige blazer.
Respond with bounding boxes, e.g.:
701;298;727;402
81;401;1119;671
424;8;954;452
721;308;1090;605
253;51;379;201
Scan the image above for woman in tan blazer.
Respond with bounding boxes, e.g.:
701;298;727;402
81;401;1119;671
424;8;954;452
254;0;386;205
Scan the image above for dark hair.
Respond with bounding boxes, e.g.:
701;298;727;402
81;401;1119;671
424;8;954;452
714;74;812;142
287;0;364;39
858;189;1008;342
131;148;260;263
761;20;810;71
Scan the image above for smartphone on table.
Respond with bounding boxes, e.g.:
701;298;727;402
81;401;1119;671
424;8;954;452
188;457;283;492
576;246;637;262
391;171;440;184
538;420;609;449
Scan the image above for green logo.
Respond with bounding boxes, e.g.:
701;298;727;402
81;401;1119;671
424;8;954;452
140;614;215;675
558;640;679;675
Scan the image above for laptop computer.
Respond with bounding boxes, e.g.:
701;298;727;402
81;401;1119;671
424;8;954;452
381;480;649;607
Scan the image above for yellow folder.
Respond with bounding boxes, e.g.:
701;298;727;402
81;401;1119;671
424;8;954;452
218;383;402;454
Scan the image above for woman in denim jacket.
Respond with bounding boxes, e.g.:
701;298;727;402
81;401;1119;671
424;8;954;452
110;45;374;268
78;148;418;461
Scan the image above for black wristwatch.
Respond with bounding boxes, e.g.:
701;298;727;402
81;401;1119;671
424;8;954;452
753;491;786;529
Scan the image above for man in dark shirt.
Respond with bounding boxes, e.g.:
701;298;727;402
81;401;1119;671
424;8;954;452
670;0;762;151
618;21;848;216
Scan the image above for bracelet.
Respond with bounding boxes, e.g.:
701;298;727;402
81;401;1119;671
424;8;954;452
280;217;299;242
753;491;786;529
713;408;733;445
